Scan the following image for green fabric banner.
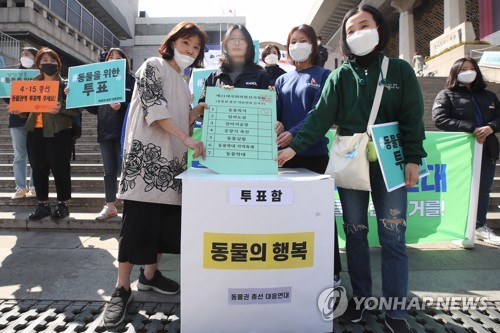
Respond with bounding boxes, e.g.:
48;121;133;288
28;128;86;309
335;131;475;247
190;128;476;246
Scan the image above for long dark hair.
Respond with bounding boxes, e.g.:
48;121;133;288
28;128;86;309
158;21;207;69
220;25;261;71
105;48;132;74
286;24;321;66
446;57;486;92
340;4;390;60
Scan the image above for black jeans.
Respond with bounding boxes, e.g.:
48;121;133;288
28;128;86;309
27;128;72;202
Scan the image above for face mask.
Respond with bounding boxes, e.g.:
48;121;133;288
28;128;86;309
289;43;312;62
264;54;279;65
457;70;477;84
174;48;195;71
20;56;34;68
346;28;379;56
41;63;58;76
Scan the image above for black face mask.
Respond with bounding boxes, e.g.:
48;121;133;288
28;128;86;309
41;63;58;76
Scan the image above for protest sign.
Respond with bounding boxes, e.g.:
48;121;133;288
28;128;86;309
66;59;125;108
9;80;59;112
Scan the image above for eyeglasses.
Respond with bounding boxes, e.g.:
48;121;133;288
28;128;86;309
228;37;247;44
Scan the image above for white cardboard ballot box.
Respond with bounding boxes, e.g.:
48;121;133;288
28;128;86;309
178;168;335;333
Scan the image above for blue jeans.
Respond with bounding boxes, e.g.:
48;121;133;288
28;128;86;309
476;145;496;228
100;140;122;203
338;162;408;320
10;127;33;189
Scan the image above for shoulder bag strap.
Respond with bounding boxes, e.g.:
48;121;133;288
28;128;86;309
366;56;389;131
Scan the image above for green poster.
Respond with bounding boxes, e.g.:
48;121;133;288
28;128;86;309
335;132;475;247
199;87;278;175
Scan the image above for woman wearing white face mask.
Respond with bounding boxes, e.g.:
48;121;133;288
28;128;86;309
276;6;426;332
433;57;500;246
274;24;343;289
102;22;208;329
261;43;286;86
4;47;38;200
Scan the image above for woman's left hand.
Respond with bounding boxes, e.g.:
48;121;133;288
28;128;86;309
275;121;284;135
473;125;493;144
50;102;61;114
405;163;419;188
109;102;121;110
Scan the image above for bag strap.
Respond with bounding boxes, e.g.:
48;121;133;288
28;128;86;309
366;56;389;131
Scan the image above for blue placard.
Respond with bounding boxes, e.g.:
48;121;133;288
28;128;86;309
253;40;259;64
191;68;217;106
0;69;39;98
370;121;429;192
66;59;126;109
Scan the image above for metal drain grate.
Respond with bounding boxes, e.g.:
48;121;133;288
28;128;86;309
0;299;498;332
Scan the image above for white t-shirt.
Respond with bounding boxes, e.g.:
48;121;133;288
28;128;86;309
118;57;190;205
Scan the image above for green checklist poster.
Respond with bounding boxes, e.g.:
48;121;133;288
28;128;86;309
200;87;278;175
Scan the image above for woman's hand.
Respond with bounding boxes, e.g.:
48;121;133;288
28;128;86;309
473;125;493;144
109;102;121;110
192;102;208;118
275;121;284;135
7;105;20;115
275;147;296;167
221;85;234;89
184;137;206;159
276;131;293;148
50;102;61;114
64;87;69;95
405;163;419;188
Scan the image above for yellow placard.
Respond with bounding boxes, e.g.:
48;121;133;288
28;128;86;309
203;232;314;270
9;80;59;112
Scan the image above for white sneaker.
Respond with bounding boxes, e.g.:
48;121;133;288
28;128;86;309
11;188;28;200
95;205;118;220
26;188;36;198
475;226;500;245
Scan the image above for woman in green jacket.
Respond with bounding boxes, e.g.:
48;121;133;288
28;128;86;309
10;48;81;220
276;5;426;333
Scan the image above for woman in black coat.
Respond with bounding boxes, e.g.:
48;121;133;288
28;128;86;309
432;57;500;245
86;48;135;220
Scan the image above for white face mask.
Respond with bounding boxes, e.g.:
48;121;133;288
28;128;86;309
20;56;34;68
346;28;379;56
289;43;312;62
173;48;195;71
264;54;279;65
457;70;477;84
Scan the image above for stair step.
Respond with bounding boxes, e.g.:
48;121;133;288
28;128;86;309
0;211;121;230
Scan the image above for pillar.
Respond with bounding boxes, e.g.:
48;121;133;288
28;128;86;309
391;0;419;63
444;0;466;32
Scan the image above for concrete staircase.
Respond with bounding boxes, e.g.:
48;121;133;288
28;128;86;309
0;104;121;230
418;77;500;228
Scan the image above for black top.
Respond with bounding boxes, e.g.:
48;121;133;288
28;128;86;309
86;73;135;143
265;65;287;86
432;86;500;159
198;65;271;103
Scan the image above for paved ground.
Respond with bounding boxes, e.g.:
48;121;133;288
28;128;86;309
0;230;499;332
